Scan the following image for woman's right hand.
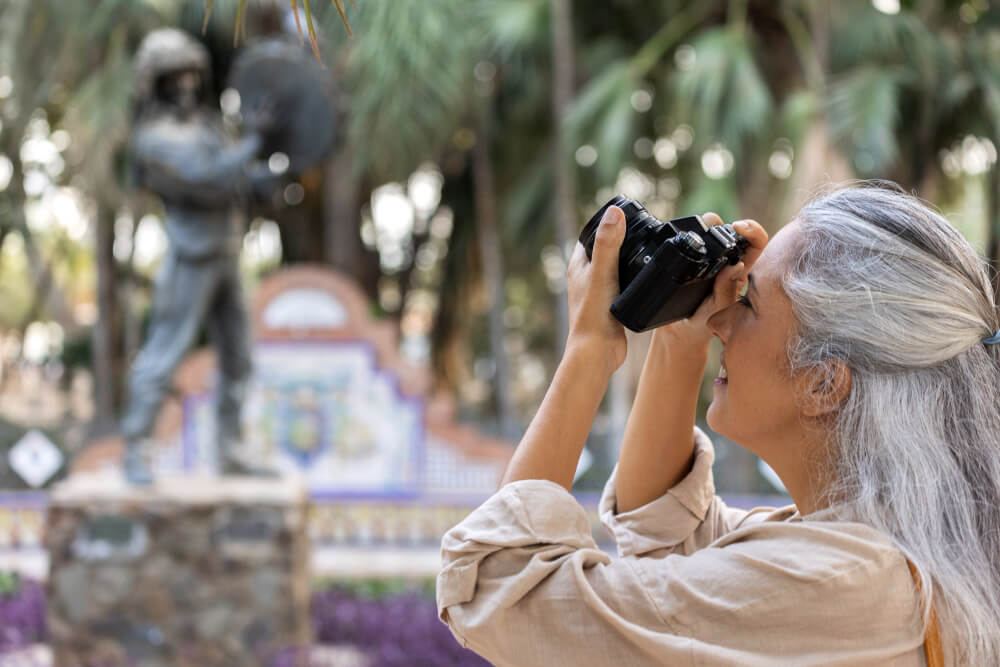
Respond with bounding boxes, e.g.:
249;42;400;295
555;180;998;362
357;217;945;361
659;213;768;347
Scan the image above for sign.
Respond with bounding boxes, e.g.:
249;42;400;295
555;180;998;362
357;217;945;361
8;429;63;488
71;515;149;562
212;506;283;562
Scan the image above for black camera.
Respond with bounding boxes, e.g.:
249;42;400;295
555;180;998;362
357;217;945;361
579;195;749;332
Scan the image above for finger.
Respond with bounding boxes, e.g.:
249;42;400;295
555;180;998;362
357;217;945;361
568;243;586;272
591;205;626;283
702;211;724;227
731;220;768;271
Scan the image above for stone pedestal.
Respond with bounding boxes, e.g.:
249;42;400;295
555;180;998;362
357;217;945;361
45;473;311;667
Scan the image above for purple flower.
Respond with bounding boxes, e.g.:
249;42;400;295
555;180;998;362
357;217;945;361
0;578;46;654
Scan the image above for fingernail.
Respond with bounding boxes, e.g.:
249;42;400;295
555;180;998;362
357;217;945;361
600;207;620;226
732;221;750;233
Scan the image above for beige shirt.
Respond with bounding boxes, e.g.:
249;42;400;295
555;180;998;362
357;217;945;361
437;428;927;666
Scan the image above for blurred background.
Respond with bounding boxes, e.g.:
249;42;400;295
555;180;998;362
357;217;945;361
0;0;997;663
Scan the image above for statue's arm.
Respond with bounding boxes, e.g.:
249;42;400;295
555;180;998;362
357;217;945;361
132;127;263;207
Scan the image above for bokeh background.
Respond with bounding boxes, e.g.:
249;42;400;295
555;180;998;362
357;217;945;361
0;0;997;663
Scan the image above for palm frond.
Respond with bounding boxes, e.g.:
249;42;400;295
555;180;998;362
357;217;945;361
830;4;937;71
563;60;637;183
202;0;216;34
225;0;355;56
330;0;353;37
233;0;247;47
826;65;908;175
669;27;773;160
478;0;548;59
501;150;553;244
340;1;478;183
560;1;717;186
301;0;323;60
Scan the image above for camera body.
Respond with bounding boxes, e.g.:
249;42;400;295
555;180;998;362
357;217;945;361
579;195;749;332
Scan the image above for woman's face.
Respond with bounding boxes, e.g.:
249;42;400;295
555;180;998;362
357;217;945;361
705;220;808;460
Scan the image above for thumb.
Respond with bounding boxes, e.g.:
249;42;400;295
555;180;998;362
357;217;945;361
591;205;626;282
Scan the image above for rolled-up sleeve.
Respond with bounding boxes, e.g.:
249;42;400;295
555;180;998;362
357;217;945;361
599;427;753;557
437;480;691;666
437;456;925;667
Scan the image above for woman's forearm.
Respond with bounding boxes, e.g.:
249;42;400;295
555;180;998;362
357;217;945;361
615;330;710;513
500;340;614;491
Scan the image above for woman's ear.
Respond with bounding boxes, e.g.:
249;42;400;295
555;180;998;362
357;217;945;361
802;360;852;418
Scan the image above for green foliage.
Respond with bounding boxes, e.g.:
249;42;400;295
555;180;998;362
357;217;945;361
2;0;999;431
313;576;436;599
826;66;906;174
0;571;20;596
670;27;773;160
336;1;479;183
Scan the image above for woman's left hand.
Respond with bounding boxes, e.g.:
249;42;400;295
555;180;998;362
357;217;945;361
566;205;627;376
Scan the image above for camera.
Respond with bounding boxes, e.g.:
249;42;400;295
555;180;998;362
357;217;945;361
579;195;749;332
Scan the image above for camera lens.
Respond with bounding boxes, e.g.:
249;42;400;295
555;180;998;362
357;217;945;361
619;205;668;285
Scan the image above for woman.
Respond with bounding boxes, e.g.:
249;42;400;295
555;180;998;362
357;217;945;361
436;183;1000;665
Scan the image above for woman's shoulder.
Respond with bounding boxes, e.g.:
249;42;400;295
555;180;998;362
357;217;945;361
700;503;907;587
633;506;924;660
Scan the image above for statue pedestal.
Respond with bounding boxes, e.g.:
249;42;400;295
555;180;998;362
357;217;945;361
45;473;311;667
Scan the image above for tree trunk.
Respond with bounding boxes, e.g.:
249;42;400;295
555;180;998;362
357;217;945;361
473;101;517;441
323;148;380;300
550;0;576;358
92;201;121;430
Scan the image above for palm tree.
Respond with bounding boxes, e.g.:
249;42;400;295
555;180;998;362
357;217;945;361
822;1;999;278
550;0;577;354
0;0;165;426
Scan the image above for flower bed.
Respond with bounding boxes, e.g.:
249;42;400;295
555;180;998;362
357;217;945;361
309;582;489;667
0;576;487;667
0;575;45;654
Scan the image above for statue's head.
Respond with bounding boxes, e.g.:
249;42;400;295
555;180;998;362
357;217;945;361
133;28;212;115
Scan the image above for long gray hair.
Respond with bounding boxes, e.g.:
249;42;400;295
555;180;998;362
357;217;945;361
784;182;1000;664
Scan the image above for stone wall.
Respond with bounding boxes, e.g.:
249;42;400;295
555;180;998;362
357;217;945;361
45;474;310;666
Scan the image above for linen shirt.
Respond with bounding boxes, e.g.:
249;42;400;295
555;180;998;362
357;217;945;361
437;428;928;666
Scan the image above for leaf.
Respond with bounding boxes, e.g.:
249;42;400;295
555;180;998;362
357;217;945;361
201;0;215;35
502;150;553;243
778;89;819;145
233;0;246;48
826;66;907;174
680;176;739;224
669;27;773;159
480;0;548;57
302;0;323;62
331;0;353;36
340;1;478;182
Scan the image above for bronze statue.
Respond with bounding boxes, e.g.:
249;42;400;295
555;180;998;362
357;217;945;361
121;28;276;484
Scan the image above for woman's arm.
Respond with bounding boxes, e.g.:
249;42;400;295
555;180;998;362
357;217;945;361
614;216;768;513
614;328;711;512
499;340;615;490
500;205;627;489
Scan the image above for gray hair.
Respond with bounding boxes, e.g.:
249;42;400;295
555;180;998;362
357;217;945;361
785;182;1000;664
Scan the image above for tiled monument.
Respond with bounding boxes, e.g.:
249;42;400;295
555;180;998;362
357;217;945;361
44;266;515;664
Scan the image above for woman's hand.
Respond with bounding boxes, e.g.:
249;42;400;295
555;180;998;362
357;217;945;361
566;205;627;376
502;204;626;490
661;213;768;347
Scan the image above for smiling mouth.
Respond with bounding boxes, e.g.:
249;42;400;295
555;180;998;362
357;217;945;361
715;356;728;386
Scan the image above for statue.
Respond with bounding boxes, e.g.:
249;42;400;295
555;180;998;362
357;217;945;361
120;28;277;484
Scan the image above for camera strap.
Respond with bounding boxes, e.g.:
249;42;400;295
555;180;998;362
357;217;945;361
906;558;943;666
